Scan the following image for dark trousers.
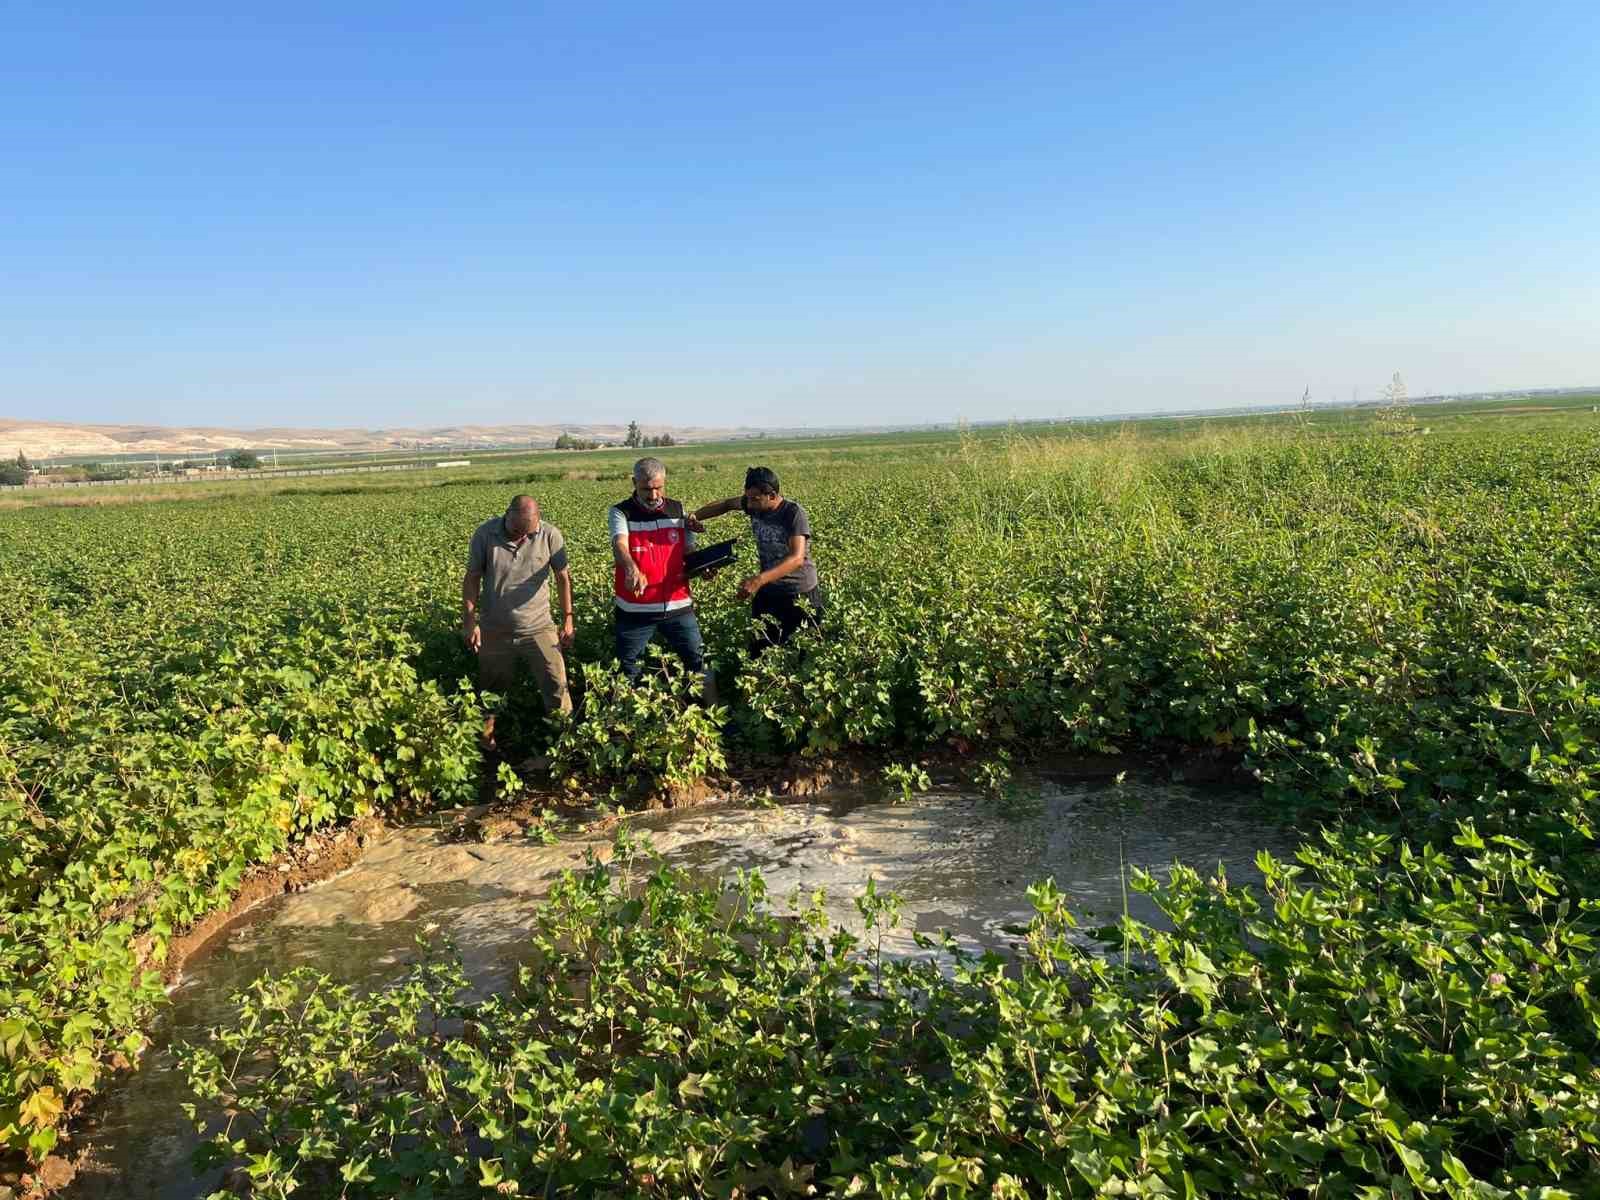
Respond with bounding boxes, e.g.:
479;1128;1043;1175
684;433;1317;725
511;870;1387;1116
615;607;705;682
750;586;824;655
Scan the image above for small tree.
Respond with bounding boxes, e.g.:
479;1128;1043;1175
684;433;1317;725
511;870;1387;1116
625;421;642;449
0;451;26;487
228;450;261;469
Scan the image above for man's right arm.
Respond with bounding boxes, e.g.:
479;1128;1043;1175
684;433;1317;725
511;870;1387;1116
609;507;647;595
461;568;483;651
612;534;647;596
691;496;742;523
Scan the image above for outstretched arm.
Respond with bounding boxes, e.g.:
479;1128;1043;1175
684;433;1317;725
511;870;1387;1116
691;496;742;523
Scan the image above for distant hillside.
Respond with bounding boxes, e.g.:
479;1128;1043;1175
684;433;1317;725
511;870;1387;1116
0;420;749;461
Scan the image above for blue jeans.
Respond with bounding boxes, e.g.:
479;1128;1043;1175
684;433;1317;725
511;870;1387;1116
614;607;705;682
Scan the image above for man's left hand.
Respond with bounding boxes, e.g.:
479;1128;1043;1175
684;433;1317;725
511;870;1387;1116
559;618;576;652
737;575;762;602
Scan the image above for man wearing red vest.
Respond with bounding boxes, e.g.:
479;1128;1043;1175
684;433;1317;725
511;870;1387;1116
610;457;708;685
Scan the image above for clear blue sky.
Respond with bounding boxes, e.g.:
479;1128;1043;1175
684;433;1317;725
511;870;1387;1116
3;2;1596;430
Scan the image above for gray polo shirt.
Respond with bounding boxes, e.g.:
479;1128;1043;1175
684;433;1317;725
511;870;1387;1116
467;516;568;635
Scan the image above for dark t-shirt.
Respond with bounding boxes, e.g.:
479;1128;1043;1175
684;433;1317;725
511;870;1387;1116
744;497;817;595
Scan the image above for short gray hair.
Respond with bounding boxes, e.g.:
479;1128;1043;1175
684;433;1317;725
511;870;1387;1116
632;456;666;483
507;494;538;514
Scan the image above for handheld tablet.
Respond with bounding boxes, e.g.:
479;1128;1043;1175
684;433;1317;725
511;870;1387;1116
684;538;737;577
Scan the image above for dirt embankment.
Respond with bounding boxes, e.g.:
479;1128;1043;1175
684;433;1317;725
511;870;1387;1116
149;819;385;982
2;821;383;1199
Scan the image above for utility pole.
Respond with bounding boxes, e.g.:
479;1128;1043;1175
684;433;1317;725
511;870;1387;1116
1386;372;1407;407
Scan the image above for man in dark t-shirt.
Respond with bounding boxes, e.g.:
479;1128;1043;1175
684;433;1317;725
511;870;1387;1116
693;466;823;652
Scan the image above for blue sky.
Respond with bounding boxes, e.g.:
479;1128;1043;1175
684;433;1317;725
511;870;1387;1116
3;2;1596;430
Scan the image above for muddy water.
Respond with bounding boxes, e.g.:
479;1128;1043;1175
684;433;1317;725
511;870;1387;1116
65;777;1296;1198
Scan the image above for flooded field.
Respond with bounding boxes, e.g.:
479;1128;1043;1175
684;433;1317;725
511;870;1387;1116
65;776;1295;1198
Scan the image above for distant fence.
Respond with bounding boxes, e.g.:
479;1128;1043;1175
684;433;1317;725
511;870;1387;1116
4;462;429;491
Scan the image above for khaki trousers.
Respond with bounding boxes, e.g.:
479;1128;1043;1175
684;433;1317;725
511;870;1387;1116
478;627;572;717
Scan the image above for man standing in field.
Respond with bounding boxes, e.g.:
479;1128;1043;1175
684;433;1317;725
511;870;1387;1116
462;495;575;741
693;466;822;652
610;457;709;684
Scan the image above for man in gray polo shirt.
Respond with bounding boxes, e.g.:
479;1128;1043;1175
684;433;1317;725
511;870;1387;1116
462;495;575;737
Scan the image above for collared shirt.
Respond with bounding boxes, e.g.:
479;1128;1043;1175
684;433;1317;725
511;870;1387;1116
467;516;568;634
608;495;696;614
608;498;697;548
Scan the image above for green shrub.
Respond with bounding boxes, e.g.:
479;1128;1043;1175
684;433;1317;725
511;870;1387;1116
549;659;727;797
182;832;1600;1197
7;426;1600;1171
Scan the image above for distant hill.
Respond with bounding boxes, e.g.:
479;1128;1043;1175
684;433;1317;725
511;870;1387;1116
0;420;750;461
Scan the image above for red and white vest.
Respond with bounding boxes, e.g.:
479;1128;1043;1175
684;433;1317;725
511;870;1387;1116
612;495;693;614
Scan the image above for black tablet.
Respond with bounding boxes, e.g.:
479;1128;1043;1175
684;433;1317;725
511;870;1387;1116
684;538;737;577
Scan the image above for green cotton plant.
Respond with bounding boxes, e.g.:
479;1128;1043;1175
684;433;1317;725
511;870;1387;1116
180;851;985;1199
969;747;1013;793
735;593;909;754
548;657;728;797
495;760;523;801
0;571;483;1161
182;835;1600;1198
880;761;931;803
6;423;1600;1168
